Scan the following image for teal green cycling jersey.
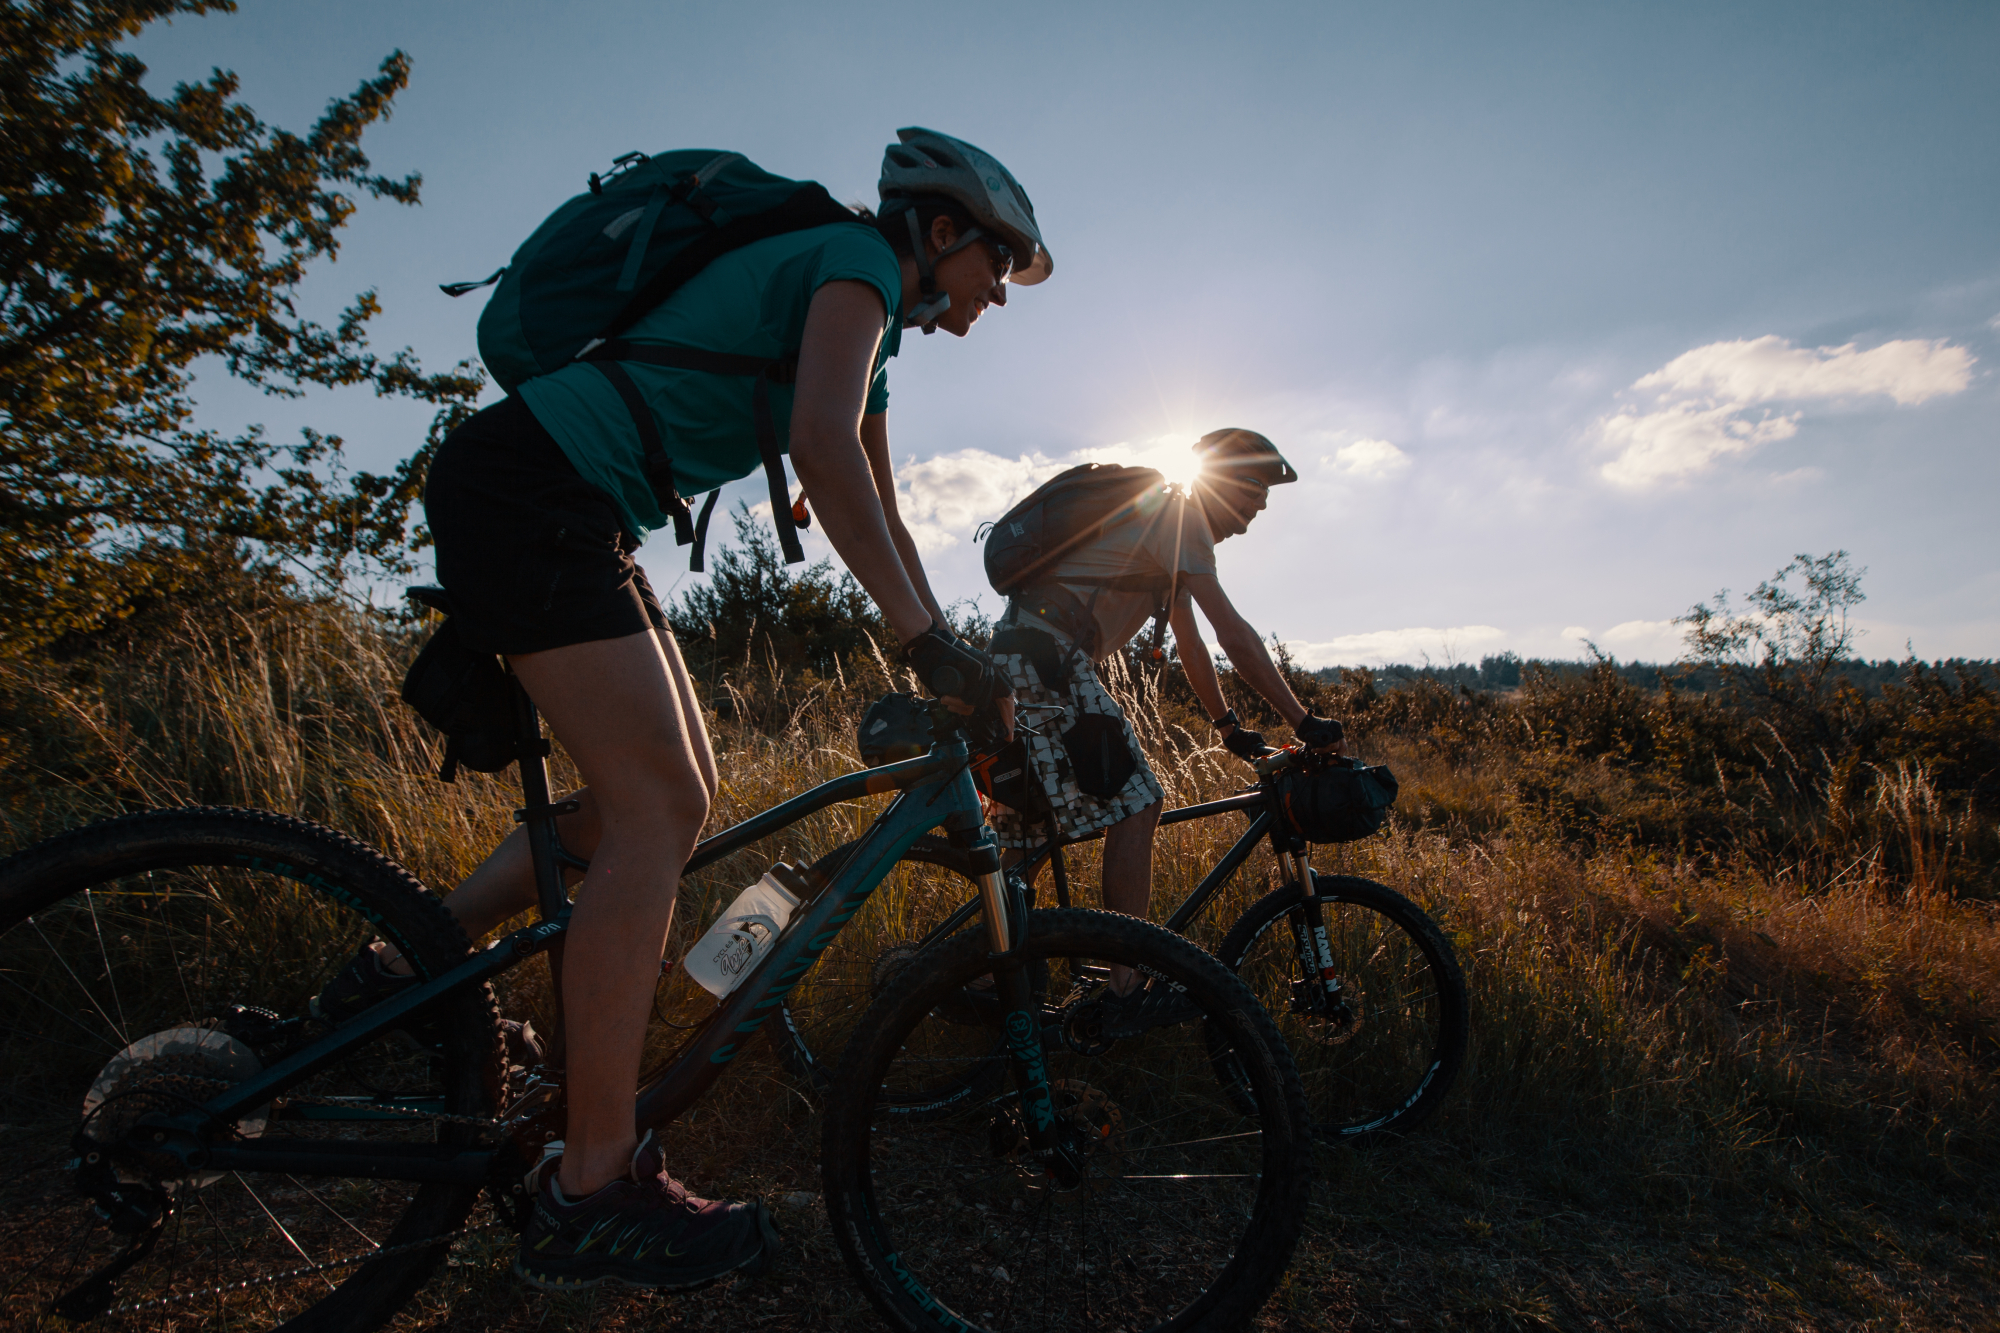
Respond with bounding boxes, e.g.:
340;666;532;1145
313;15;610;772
519;222;904;540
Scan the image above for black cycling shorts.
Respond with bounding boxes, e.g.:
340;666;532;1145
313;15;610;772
424;395;668;656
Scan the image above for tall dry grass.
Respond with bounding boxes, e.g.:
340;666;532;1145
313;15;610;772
3;601;1996;1326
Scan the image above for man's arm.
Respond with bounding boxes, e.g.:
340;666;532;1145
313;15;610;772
859;412;950;629
1179;572;1308;728
1168;593;1231;722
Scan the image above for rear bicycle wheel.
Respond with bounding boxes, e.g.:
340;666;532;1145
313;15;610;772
1218;872;1468;1141
0;806;502;1332
823;907;1312;1333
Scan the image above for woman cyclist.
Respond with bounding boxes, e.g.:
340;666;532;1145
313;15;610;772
319;128;1041;1291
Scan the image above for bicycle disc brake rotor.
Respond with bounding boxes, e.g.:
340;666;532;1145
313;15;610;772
83;1027;269;1185
1293;982;1364;1047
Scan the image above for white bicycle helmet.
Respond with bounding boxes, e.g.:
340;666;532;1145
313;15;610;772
879;128;1052;329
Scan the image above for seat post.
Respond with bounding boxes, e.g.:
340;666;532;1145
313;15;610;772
511;676;571;1073
510;680;569;923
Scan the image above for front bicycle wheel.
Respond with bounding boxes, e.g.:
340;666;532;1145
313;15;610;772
773;836;1011;1114
0;807;502;1332
1217;872;1468;1142
823;907;1312;1333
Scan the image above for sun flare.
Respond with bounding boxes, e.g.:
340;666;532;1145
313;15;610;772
1084;434;1206;490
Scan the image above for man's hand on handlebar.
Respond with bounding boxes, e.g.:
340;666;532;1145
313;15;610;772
1221;724;1271;760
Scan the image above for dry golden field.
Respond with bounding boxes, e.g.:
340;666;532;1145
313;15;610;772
2;604;1994;1331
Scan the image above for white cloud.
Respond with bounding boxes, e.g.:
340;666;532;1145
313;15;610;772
1634;335;1973;407
1285;625;1506;669
895;449;1062;553
1593;619;1686;661
1598;401;1800;486
1594;334;1975;487
1322;437;1411;478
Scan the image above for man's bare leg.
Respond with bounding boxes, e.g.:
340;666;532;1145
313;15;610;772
1100;800;1162;994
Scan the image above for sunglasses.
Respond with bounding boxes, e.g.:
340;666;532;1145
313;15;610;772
983;237;1015;283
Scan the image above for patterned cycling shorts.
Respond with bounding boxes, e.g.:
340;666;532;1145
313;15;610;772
985;640;1164;848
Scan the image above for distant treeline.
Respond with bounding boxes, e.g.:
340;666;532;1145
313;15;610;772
1314;654;2000;697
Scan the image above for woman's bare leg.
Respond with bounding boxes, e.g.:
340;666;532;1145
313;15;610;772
389;631;714;971
657;627;719;801
507;628;712;1197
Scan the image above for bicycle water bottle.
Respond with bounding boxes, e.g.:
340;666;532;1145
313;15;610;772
682;863;813;998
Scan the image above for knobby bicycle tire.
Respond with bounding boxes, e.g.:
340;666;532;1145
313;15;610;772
823;907;1312;1333
0;806;502;1332
1217;872;1468;1142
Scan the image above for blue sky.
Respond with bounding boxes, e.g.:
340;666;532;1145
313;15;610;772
134;0;2000;664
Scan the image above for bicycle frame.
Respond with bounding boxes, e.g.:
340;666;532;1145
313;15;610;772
894;773;1353;1034
156;711;1068;1188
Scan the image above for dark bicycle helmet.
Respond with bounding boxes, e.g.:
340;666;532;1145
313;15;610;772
1192;428;1298;488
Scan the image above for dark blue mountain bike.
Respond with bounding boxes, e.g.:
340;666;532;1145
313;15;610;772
0;607;1312;1333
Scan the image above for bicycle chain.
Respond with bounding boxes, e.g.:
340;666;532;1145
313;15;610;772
275;1093;509;1131
99;1090;547;1314
108;1219;504;1317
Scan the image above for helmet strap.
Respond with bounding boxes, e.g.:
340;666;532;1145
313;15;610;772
900;210;991;335
903;208;948;334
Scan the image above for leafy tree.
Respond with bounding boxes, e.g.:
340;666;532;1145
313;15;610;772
1677;550;1868;699
0;0;482;657
668;505;893;681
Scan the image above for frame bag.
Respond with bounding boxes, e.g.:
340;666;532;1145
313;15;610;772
1273;758;1399;844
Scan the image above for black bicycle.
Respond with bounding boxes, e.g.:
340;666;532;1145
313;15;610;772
0;599;1312;1333
776;742;1471;1144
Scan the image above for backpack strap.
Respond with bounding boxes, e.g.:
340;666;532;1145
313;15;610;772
581;339;806;564
688;488;721;573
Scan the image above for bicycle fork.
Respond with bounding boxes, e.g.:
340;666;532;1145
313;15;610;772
963;824;1082;1186
1279;846;1348;1022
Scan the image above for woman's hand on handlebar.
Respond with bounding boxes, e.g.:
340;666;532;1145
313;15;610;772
905;624;1014;740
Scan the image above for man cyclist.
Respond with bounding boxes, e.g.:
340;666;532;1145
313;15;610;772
986;428;1345;1034
313;129;1030;1292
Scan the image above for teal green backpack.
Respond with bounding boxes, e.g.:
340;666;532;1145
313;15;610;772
444;150;869;565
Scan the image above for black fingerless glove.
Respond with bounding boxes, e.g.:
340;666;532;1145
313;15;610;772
905;624;1011;704
1295;714;1345;748
1222;726;1271;760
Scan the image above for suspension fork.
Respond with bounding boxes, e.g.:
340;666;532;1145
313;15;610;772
964;821;1077;1182
1278;841;1341;1015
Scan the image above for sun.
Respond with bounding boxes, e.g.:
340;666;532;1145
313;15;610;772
1088;434;1205;489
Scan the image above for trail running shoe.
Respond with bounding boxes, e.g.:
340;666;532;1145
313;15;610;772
514;1131;777;1291
1094;978;1203;1040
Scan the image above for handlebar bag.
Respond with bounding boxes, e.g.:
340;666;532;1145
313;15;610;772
857;692;934;768
1273;759;1399;843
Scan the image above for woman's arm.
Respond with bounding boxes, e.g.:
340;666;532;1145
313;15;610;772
787;280;933;644
859;412;950;628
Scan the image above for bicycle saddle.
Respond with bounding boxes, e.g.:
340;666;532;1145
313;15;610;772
407;585;456;617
